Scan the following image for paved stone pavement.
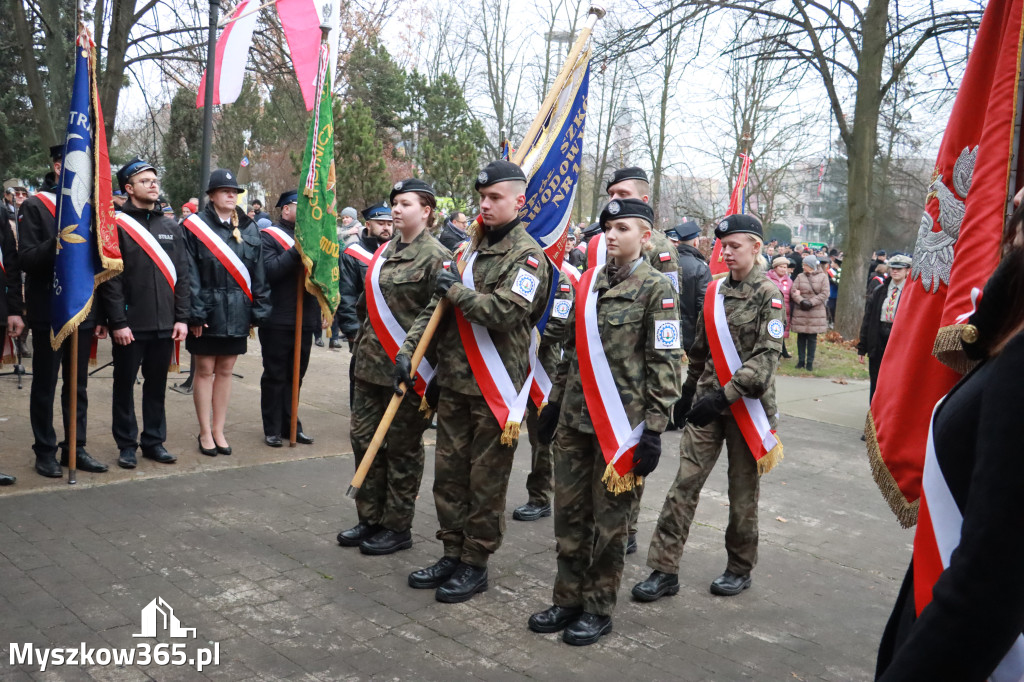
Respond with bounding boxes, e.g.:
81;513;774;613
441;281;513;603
0;338;912;680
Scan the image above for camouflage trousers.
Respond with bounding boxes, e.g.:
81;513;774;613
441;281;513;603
524;405;554;506
646;415;760;576
433;388;517;568
350;379;430;532
627;480;645;536
552;426;635;617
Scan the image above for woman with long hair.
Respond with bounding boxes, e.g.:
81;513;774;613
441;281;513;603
182;170;270;456
336;179;451;556
875;192;1024;680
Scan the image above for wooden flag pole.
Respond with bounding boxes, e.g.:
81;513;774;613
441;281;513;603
345;3;606;499
67;329;79;485
289;267;304;446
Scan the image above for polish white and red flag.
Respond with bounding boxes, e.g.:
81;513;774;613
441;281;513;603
196;0;260;107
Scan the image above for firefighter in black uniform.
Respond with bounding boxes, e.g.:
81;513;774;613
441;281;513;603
258;190;318;447
17;144;109;478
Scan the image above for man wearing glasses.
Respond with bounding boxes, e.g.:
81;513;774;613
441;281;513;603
438;210;471;251
97;158;189;469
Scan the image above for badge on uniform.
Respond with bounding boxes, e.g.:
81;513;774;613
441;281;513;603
767;319;785;339
659;251;671;262
661;298;675;309
526;255;539;268
664;270;679;292
560;283;571;292
511;268;539;302
771;298;783;309
654;320;681;349
552;299;572;319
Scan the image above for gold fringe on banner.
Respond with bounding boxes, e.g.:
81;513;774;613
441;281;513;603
601;462;640;495
864;410;919;528
500;420;522;446
931;324;979;375
757;441;784;476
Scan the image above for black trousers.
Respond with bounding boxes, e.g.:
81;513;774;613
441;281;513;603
111;334;173;450
30;325;91;457
797;333;818;366
259;327;312;437
867;326;892;402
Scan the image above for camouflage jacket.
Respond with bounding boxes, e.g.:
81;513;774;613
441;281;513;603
537;269;574;383
646;229;680;293
401;220;552;397
550;259;682;434
686;267;784;426
354;230;451;387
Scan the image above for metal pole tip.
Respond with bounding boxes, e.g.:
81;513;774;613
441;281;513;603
345;485;359;499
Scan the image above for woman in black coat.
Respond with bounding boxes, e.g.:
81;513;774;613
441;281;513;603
183;170;270;455
875;193;1024;681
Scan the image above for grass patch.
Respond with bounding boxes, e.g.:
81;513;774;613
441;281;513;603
777;332;869;381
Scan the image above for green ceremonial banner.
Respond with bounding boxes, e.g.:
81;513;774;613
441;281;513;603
296;41;341;319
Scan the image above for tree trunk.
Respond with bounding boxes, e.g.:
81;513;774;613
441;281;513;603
11;0;57;148
98;0;137;135
835;0;888;340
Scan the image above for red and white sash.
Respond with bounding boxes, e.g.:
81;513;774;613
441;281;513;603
261;226;295;249
0;241;5;274
914;397;1024;681
344;241;373;266
183;214;252;301
560;261;581;286
528;330;551;409
364;242;435;397
454;250;535;441
704;278;783;474
116;213;176;292
586;233;607;270
575;264;646;484
35;191;57;217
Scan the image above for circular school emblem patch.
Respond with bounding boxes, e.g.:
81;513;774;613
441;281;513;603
393;181;403;191
553;299;572;318
656;321;679;347
478;171;489;185
718;220;730;233
607;200;620;215
767;319;785;339
515;272;537;296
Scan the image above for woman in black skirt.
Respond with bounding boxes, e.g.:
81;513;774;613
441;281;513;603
875;190;1024;681
182;170;270;455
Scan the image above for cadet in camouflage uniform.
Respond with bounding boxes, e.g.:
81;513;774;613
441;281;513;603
605;166;679;554
396;160;553;604
513;269;575;522
337;179;451;556
633;213;784;603
528;199;681;646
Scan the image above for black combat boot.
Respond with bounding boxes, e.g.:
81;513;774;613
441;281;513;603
408;556;459;589
710;570;752;596
435;563;487;603
528;605;582;633
631;570;680;602
562;612;612;646
337;521;381;547
512;501;551;522
359;529;412;555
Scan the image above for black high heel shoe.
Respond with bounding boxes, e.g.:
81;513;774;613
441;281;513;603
197;435;217;457
214;441;232;456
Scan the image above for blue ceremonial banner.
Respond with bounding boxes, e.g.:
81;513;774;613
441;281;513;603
51;32;121;348
518;51;590;266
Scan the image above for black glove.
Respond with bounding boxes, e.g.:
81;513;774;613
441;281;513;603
673;386;696;426
424;377;441;410
799;299;813;311
685;388;731;427
435;268;461;298
537;402;561;445
392;354;415;396
632;429;662;477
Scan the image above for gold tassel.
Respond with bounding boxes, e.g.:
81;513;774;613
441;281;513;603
864;410;919;528
500;420;522;446
601;462;640;495
418;395;434;421
536;401;547;417
931;324;978;375
756;441;784;476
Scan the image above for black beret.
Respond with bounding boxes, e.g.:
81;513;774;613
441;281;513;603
49;144;64;162
475;160;526;190
275;190;298;208
390;178;435;204
599;198;654;230
116;157;156;192
714;214;763;240
606;166;648;192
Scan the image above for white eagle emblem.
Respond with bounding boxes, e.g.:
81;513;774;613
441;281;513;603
61;133;91;220
912;145;977;294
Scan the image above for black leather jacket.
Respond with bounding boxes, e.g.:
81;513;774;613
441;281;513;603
336;229;385;338
260;219;320;331
677;243;712;351
184;204;270;336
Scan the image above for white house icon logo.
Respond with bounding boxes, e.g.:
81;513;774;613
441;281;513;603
132;597;196;639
